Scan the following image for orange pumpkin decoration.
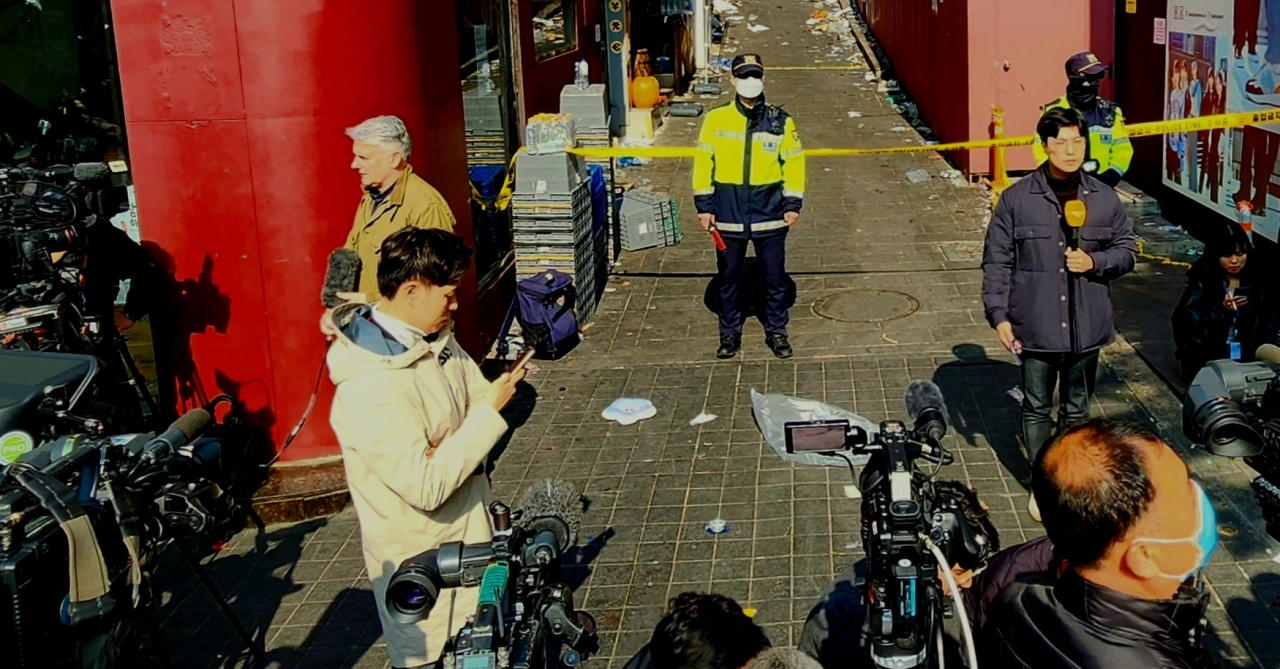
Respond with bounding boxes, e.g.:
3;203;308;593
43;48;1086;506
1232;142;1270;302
632;75;660;109
631;48;660;109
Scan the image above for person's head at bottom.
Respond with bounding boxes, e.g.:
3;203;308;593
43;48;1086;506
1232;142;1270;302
650;592;771;669
1038;106;1089;180
377;227;472;335
1032;418;1218;601
747;649;824;669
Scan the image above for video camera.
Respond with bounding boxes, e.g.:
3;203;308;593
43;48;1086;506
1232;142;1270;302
0;396;261;668
1182;357;1280;541
784;380;998;669
386;481;599;669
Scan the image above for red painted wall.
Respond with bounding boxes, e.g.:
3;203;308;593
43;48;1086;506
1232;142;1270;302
861;0;1112;174
517;0;604;117
860;0;971;170
109;0;475;462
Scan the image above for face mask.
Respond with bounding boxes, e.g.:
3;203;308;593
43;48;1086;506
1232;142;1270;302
735;77;764;99
1132;481;1219;582
1066;75;1102;107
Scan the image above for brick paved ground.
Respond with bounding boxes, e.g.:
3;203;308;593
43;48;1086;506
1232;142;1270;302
147;1;1280;667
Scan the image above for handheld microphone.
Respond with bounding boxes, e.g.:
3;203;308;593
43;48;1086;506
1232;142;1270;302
1064;200;1087;249
321;248;362;308
904;379;949;444
1256;343;1280;366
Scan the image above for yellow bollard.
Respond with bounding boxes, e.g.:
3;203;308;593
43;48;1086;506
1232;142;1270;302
991;105;1011;192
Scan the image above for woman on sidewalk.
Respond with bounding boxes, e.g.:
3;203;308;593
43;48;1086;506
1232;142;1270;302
1172;223;1276;384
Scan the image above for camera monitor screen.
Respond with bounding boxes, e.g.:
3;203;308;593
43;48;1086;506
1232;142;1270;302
785;420;851;454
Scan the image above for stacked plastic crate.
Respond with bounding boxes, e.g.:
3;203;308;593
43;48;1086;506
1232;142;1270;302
559;84;614;259
619;190;683;252
511;151;604;323
462;90;507;166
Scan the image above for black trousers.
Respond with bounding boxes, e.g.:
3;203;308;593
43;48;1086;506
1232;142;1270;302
1020;350;1099;462
718;232;789;337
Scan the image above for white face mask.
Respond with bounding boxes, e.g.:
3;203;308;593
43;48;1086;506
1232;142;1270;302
735;77;764;99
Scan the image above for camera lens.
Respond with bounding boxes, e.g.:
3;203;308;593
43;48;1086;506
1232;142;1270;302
1194;397;1264;458
387;575;440;624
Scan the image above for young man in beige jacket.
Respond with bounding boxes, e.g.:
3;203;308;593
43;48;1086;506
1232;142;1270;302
327;228;523;668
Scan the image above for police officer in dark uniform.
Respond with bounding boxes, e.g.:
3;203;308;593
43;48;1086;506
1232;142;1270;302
1034;52;1134;188
693;54;806;359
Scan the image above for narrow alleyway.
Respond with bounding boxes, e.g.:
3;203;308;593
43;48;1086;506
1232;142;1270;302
146;2;1279;668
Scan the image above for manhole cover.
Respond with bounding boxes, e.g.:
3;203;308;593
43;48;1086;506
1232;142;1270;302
812;289;920;323
938;241;984;263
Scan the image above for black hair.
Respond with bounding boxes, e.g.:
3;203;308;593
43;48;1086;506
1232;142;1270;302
1031;418;1158;569
649;592;770;669
377;227;473;299
1205;222;1253;261
1190;222;1255;281
1036;106;1089;143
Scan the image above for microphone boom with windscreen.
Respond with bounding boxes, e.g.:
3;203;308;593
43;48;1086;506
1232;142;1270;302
321;248;362;308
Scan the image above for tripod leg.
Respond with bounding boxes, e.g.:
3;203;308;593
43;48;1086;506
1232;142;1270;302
114;334;161;421
176;541;266;665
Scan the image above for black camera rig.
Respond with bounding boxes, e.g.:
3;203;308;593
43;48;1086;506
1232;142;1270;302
387;483;599;669
784;381;998;669
1183;360;1280;541
0;396;265;668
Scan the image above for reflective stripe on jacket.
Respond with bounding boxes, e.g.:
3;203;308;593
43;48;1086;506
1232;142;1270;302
1033;96;1134;178
692;96;805;235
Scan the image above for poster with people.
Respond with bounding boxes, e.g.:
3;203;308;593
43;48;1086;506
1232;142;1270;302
1166;0;1280;241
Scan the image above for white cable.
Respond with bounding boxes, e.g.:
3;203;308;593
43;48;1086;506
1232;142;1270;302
924;535;978;669
936;607;946;669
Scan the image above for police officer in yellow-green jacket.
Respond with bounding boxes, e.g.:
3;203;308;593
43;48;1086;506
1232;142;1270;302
693;54;806;360
1033;52;1134;188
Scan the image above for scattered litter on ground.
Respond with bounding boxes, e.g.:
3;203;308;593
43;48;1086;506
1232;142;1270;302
939;169;962;179
1007;386;1025;403
689;412;718;426
905;168;930;183
713;0;737;12
891;125;909;133
604;287;617;293
812;9;828;19
881;333;899;344
864;72;876;81
602;398;657;425
618;156;648;168
780;41;789;46
847;111;862;118
705;519;730;535
747;23;770;32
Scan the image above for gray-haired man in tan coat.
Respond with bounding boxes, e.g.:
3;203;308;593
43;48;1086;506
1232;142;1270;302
327;228;522;668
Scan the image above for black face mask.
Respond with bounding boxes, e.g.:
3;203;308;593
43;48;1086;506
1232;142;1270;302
1067;74;1104;108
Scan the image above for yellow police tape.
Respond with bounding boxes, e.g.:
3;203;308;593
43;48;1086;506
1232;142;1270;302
565;109;1280;159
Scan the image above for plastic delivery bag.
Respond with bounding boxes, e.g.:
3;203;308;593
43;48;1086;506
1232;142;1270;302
750;388;876;467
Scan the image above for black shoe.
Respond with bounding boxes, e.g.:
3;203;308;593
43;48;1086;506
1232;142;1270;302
766;334;793;359
717;335;742;359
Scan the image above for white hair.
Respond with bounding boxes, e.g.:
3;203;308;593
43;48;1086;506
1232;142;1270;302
345;115;413;158
748;649;823;669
